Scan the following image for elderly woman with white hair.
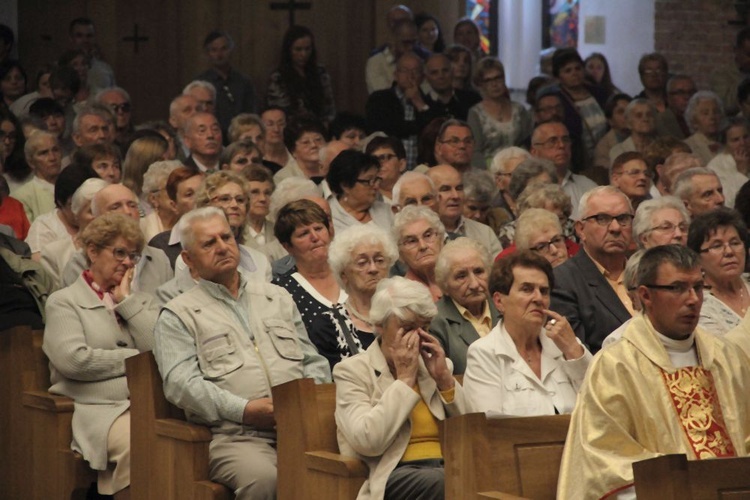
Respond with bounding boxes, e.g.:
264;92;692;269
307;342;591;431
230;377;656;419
139;160;180;241
608;98;658;164
631;196;690;249
41;177;108;289
430;238;499;375
393;205;447;302
462;169;509;235
334;276;465;500
13;129;62;222
684;90;725;166
489;146;530;218
308;224;399;371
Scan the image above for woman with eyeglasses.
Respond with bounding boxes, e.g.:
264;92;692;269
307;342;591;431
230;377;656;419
464;251;591;416
687;207;750;336
219;138;263;173
364;136;407;206
393;205;446;302
273;116;327;184
327;149;394;234
308;224;399;371
632;196;690;249
467;58;532;168
43;213;158;498
190;170;272;281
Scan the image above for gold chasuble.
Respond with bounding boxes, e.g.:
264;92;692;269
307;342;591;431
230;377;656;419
557;314;750;500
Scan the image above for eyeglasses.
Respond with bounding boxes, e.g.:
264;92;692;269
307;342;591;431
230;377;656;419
108;103;131;113
211;194;247;206
644;282;705;296
105;246;142;264
532;136;571;149
482;75;504;84
699;239;745;254
439;137;474;147
530;235;566;254
373;153;398;163
231;156;263;166
400;229;439;249
616;168;653;178
648;221;688;234
352;256;389;271
0;131;17;142
581;213;634;227
354;176;383;187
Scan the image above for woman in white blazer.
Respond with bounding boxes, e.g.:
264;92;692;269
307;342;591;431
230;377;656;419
43;213;158;498
333;276;465;500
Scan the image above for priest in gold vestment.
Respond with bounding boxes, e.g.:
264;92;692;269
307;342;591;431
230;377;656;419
558;245;750;500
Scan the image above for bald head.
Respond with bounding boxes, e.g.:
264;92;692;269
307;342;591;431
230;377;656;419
92;183;140;220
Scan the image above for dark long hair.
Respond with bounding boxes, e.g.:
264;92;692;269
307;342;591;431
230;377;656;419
278;25;325;117
0;108;31;182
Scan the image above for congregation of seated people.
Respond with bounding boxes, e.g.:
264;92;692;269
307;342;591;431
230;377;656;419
3;4;750;500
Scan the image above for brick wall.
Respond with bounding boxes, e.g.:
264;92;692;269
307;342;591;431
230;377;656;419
654;0;742;89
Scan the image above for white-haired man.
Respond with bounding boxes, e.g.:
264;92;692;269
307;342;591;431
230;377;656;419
183;80;216;116
95;87;133;146
153;207;330;500
60;183;173;293
673;167;725;216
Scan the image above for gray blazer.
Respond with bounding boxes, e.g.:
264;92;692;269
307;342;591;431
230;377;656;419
61;246;174;294
430;295;500;375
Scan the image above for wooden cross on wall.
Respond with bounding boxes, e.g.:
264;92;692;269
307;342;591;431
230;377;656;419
122;24;149;54
269;0;312;26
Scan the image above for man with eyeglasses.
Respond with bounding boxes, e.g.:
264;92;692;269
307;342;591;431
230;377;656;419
60;183;173;294
196;30;257;137
183;112;223;172
530;121;597;219
366;51;436;170
559;244;750;500
672;167;725;216
95;87;134;149
433;119;477;173
153;206;330;500
609;151;652;211
551;186;634;353
635;52;669;114
657;75;697;140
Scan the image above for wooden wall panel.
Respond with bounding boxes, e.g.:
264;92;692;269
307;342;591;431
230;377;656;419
18;0;461;123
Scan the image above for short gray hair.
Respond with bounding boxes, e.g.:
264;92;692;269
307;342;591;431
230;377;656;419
684;90;724;134
624;249;646;291
328;225;399;289
71;178;108;215
94;86;131;104
269;177;322;220
624;98;656;124
489;146;530;176
632;196;690;248
183;80;217;99
392;171;435;208
463;169;497;205
393;204;445;244
368;276;438;328
72;104;114;136
24;130;57;162
672;167;719;202
142;160;181;196
509;157;558;200
179;206;228;251
577;185;632;221
515;208;563;250
434;237;491;291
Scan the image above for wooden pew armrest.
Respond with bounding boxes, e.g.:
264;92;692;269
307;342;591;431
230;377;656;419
304;450;369;477
477;492;530;500
155;417;214;442
22;390;75;412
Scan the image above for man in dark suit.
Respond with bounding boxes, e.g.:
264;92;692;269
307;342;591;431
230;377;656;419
423;53;480;121
551;186;634;353
365;51;437;169
183;112;223;172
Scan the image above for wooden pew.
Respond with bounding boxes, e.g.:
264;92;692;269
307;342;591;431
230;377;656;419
0;325;37;499
634;454;750;499
443;413;571;500
22;328;97;499
126;351;231;500
273;378;368;500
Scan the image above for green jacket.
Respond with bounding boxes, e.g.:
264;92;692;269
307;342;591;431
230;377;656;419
0;246;54;323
